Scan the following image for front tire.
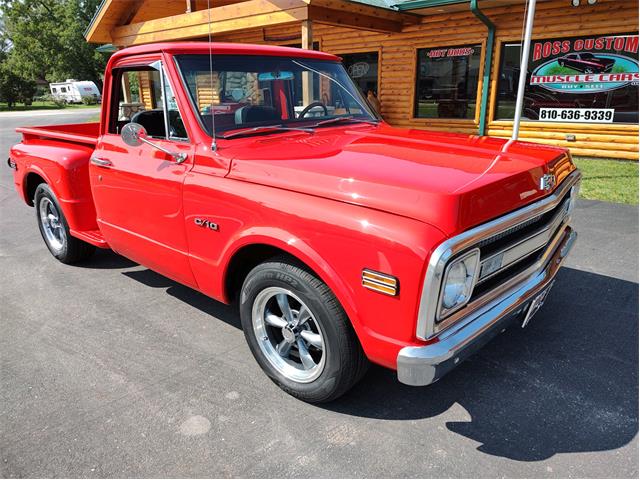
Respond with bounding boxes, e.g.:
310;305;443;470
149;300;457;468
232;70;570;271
34;183;95;264
239;258;368;403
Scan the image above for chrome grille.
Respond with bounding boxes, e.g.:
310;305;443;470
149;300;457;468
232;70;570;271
475;213;544;249
416;169;582;341
476;195;571;285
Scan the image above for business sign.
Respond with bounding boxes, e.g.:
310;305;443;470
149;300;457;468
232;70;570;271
348;62;370;78
427;47;475;58
529;34;638;94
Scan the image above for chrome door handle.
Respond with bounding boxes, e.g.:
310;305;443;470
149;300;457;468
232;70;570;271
90;156;113;167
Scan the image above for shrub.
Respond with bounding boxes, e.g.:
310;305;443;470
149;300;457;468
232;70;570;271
40;93;66;108
51;96;66;108
81;95;98;105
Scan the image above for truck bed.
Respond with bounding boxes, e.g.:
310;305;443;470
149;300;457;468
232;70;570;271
16;122;99;146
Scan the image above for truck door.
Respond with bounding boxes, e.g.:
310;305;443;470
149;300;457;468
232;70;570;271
90;59;197;288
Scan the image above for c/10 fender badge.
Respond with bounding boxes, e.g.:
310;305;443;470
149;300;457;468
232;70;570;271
194;218;219;231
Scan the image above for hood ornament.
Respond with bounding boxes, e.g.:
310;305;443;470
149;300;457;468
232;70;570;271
539;173;557;192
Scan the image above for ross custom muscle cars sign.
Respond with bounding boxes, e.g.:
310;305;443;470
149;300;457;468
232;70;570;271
522;33;639;123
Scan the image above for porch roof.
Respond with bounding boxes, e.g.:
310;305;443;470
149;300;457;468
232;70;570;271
85;0;420;46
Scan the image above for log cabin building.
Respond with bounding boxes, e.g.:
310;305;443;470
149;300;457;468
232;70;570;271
86;0;639;159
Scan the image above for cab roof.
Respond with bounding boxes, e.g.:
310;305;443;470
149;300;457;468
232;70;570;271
110;42;341;62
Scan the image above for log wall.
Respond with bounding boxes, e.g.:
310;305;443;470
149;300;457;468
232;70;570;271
211;0;638;159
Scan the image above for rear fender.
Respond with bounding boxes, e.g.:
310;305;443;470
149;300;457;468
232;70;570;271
10;140;98;232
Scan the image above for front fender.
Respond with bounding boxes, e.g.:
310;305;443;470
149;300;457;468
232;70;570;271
184;174;445;369
222;228;360;322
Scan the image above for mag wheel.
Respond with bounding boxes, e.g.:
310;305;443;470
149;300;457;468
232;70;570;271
34;184;95;264
239;258;369;403
252;287;326;383
39;196;66;253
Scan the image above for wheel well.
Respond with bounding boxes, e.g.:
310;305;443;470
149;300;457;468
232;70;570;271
224;244;305;303
24;172;46;206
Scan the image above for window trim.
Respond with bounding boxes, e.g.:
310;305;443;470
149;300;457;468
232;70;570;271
411;41;485;123
159;66;190;142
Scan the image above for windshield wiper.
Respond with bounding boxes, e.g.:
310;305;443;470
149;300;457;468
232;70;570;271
218;124;314;139
307;116;380;129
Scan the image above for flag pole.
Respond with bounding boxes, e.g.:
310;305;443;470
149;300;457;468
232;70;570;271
512;0;537;140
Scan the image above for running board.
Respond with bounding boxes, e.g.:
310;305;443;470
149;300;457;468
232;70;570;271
69;229;109;248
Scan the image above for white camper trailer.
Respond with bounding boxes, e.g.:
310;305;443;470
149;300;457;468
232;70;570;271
49;79;101;104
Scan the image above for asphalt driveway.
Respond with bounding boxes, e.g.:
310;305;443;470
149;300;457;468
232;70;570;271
0;109;637;478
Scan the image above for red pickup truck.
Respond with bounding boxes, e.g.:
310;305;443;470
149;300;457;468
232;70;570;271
8;42;580;402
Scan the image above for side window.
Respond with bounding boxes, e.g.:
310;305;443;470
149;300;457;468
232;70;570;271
109;64;187;141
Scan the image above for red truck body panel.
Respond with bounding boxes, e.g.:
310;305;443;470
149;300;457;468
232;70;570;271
16;122;100;146
8;42;575;371
224;124;571;236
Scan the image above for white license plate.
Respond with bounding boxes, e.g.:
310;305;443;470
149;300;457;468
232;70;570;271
521;281;555;328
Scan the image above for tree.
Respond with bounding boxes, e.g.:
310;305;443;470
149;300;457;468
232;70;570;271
0;66;36;107
1;0;108;87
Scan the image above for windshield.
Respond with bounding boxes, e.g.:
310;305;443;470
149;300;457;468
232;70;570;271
175;54;378;136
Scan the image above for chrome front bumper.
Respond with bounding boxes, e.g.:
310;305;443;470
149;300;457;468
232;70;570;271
397;224;577;387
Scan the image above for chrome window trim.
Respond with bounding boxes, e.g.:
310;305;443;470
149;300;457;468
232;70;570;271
158;63;190;143
416;169;582;341
157;61;172;144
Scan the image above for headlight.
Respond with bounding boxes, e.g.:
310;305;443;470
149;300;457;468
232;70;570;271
438;248;480;319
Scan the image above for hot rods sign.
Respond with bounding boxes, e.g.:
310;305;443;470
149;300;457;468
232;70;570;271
529;34;639;94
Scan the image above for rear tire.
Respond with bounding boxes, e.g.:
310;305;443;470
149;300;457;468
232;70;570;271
34;183;95;264
239;257;369;403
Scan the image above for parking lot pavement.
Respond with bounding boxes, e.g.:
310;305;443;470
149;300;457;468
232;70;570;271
1;110;638;478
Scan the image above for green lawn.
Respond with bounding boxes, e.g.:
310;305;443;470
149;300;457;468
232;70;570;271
0;100;99;112
573;157;638;205
416;101;476;119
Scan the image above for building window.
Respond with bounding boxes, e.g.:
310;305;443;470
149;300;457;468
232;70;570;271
495;33;639;124
340;52;379;97
414;44;481;119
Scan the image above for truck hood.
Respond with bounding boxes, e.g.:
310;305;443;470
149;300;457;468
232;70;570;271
226;124;574;236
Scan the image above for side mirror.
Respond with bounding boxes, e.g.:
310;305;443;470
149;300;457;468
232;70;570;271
121;122;146;147
120;122;187;164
